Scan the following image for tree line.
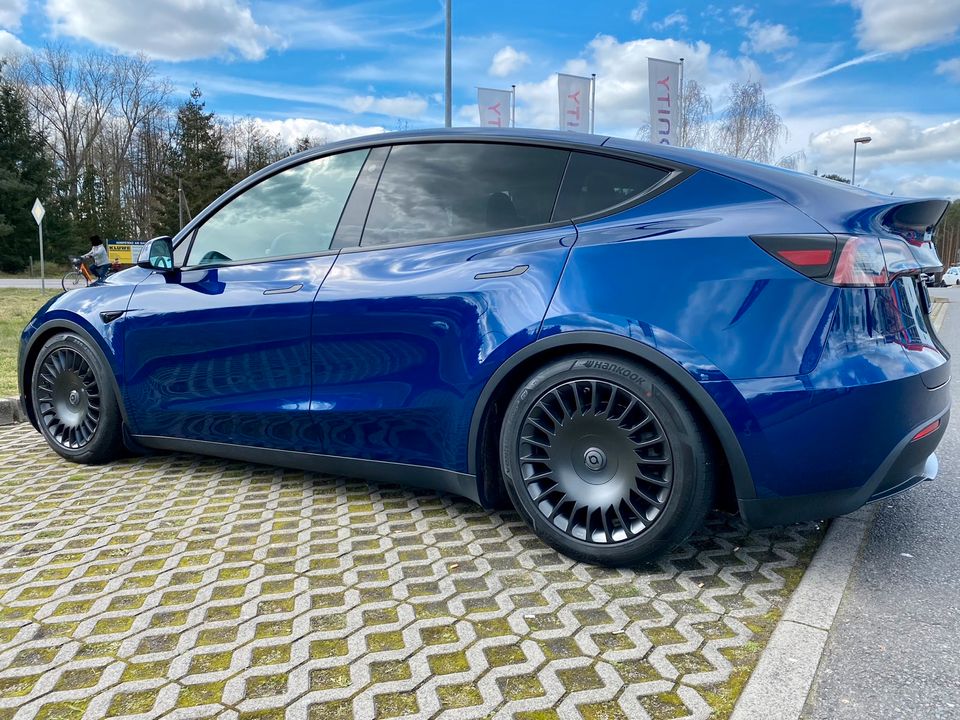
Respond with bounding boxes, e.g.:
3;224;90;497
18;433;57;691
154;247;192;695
0;46;323;273
1;46;957;274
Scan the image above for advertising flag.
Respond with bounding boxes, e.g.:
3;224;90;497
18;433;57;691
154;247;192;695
558;73;593;132
478;87;513;127
647;58;680;145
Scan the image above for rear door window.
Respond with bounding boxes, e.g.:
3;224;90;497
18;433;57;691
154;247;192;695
361;142;569;248
553;152;669;220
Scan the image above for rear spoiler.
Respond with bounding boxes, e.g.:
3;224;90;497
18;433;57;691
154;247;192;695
867;199;949;273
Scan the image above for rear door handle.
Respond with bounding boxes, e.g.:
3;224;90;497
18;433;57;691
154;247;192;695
474;265;529;280
263;283;303;295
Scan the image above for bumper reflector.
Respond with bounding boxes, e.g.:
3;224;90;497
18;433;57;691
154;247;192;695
912;420;941;442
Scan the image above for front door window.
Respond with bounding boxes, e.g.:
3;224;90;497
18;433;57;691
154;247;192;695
185;148;368;266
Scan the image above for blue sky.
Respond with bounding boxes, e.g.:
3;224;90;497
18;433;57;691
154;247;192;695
1;0;959;197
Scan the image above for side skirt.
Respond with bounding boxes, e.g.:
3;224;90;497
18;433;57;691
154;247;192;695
132;435;481;504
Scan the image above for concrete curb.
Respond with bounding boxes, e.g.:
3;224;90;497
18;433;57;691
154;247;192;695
730;507;875;720
732;299;950;720
0;397;25;426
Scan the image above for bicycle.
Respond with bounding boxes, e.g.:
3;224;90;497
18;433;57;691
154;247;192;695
61;256;120;291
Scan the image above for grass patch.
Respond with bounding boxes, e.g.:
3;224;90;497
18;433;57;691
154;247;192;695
0;288;59;397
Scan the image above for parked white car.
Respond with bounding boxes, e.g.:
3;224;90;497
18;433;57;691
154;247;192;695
941;266;960;286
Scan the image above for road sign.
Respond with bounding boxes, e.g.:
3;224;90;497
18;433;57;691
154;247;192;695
32;199;45;291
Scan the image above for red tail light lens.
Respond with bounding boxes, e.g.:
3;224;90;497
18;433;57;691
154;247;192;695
752;234;892;287
751;235;837;279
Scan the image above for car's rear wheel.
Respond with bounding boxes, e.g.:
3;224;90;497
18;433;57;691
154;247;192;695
499;354;714;567
31;332;123;464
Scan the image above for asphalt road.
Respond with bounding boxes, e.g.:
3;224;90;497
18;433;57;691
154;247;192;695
0;277;53;289
804;292;960;718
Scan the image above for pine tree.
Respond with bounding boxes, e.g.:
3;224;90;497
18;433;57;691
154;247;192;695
0;63;59;273
154;86;231;235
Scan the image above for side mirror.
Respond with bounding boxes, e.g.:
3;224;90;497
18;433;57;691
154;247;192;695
137;236;176;270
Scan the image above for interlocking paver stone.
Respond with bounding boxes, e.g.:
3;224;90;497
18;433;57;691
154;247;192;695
0;424;823;719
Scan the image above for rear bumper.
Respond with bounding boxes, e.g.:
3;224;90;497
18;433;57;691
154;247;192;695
739;407;949;527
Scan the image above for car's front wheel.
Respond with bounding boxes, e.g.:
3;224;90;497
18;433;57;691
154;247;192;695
500;354;714;567
31;332;124;464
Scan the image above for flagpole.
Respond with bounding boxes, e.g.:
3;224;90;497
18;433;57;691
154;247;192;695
678;57;685;146
511;84;516;127
444;0;452;128
590;73;596;133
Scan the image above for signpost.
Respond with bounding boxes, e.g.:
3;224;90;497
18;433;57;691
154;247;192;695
31;199;45;291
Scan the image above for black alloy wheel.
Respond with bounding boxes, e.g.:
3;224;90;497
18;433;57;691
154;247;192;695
518;378;672;543
500;354;714;567
36;346;101;449
31;333;124;464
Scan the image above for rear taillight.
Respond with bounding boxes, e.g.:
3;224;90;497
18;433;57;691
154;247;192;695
831;235;887;286
752;234;920;287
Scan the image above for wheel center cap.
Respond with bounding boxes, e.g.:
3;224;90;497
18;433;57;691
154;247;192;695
583;447;607;472
68;390;80;406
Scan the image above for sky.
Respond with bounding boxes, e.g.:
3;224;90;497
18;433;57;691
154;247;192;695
0;0;958;198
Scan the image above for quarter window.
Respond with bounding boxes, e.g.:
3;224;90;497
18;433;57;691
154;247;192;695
361;143;569;248
553;152;669;220
186;149;368;266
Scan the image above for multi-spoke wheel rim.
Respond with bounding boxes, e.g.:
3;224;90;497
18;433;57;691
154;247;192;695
517;379;673;544
35;347;101;449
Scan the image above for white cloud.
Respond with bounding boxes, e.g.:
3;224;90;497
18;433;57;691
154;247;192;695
256;3;442;51
193;73;430;121
513;35;760;137
740;22;798;55
808;117;960;173
489;45;530;78
937;57;960;83
849;0;960;52
731;5;754;28
894;175;960;199
630;2;647;22
0;28;25;57
0;0;26;29
45;0;282;61
254;118;386;147
653;11;688;32
345;93;428;118
770;52;887;95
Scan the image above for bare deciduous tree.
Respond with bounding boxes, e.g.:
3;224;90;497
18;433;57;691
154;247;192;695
14;45;118;205
714;81;787;163
677;79;712;151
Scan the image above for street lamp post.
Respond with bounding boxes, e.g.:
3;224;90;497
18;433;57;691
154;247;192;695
852;136;872;186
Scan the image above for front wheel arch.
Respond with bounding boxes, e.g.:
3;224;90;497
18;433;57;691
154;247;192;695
469;331;753;509
21;319;128;432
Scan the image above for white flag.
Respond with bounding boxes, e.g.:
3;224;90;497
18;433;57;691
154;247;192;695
558;73;592;132
478;88;513;127
647;58;680;146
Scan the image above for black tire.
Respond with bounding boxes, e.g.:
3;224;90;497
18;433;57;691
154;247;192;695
61;271;85;291
30;332;124;464
499;354;714;567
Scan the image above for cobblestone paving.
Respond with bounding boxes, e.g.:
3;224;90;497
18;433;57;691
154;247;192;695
0;424;823;720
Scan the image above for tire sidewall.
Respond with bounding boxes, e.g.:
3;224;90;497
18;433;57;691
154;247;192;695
31;332;121;464
500;354;712;567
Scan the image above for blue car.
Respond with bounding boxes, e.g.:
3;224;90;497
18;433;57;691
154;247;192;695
18;129;951;566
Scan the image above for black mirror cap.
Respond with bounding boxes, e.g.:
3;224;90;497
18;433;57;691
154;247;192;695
137;236;176;270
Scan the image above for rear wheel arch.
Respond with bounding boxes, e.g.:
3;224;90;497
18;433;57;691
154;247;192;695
469;331;754;508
